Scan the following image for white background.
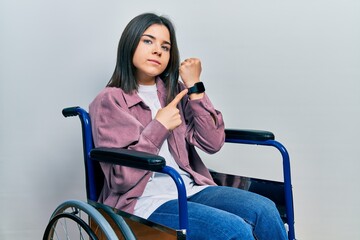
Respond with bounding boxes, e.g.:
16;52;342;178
1;0;359;239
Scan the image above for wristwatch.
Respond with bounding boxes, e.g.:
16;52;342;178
187;82;205;95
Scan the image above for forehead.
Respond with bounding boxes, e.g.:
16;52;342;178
143;24;170;42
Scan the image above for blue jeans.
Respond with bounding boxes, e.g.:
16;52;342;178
148;186;287;240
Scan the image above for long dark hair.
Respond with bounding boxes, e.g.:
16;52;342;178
107;13;180;103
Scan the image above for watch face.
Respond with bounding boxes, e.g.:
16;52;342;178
188;82;205;95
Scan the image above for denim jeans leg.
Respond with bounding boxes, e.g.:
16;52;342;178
148;199;254;240
188;186;288;240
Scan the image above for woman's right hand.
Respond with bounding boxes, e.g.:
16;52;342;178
155;89;188;130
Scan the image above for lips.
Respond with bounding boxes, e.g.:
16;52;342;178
148;59;161;65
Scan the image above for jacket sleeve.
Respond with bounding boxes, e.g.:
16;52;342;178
183;92;225;154
89;89;170;194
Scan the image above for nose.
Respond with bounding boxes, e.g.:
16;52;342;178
152;44;162;57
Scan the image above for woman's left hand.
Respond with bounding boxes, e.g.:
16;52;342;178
179;58;202;88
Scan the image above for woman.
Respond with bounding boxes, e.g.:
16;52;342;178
89;13;287;240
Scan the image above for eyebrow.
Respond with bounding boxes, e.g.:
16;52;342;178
142;34;171;46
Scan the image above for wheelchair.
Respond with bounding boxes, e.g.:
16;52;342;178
43;106;296;240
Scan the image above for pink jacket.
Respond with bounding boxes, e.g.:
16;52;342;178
89;78;225;214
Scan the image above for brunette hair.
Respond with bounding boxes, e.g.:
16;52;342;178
107;13;180;103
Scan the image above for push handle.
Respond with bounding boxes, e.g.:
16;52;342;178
62;106;81;117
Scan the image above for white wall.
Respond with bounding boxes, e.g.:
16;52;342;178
1;0;359;239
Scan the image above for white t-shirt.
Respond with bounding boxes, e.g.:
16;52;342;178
134;84;208;219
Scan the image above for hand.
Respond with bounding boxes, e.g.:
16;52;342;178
179;58;202;88
155;89;188;130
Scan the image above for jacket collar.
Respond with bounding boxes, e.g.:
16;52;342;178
122;77;167;108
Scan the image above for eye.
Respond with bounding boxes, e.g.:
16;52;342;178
161;45;170;52
143;39;152;44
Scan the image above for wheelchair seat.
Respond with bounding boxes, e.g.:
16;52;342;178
55;106;296;240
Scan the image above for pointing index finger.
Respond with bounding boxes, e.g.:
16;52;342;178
168;89;188;107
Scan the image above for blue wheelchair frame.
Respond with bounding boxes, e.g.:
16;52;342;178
62;106;296;240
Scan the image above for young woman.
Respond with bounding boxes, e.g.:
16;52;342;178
89;13;287;240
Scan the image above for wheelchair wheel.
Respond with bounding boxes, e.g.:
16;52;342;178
43;199;119;240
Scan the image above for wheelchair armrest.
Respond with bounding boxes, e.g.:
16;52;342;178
225;129;275;141
90;147;166;171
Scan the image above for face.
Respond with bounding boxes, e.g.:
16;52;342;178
133;24;171;85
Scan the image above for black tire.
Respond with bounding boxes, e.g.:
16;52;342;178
43;200;119;240
43;212;98;240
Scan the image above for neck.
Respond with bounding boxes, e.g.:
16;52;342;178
136;75;156;86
